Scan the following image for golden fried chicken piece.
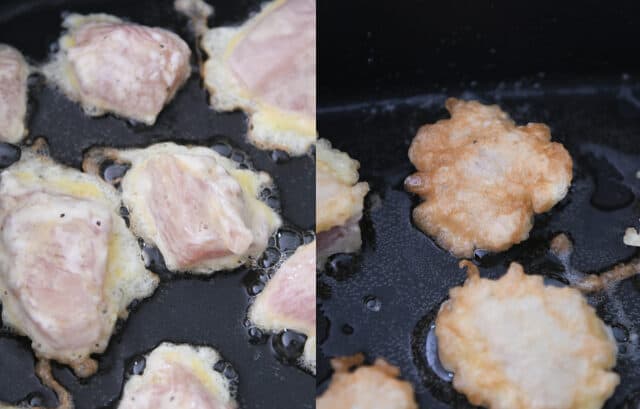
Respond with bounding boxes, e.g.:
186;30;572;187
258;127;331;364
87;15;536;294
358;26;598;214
316;354;418;409
316;139;369;264
405;98;572;257
436;261;619;409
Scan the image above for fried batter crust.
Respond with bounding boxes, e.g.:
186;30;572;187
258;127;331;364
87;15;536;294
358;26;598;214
406;98;572;257
316;138;369;233
316;354;418;409
436;262;619;409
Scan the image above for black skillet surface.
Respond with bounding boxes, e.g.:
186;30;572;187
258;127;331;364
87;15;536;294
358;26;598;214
318;1;640;408
0;1;314;408
317;83;640;408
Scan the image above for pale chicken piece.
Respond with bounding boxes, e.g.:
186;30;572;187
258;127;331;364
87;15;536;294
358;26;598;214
316;354;418;409
316;139;369;264
405;98;573;258
0;149;158;377
248;241;316;372
177;0;316;155
0;45;29;143
4;194;111;353
117;343;237;409
436;261;619;409
84;143;281;274
43;14;191;125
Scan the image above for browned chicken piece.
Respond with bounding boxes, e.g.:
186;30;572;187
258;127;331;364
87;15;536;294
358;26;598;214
405;98;572;257
316;354;418;409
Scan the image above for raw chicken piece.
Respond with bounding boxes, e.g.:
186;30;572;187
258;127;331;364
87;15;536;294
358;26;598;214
0;45;29;143
248;241;316;372
177;0;316;155
0;148;157;377
43;14;191;125
405;98;573;258
83;143;281;274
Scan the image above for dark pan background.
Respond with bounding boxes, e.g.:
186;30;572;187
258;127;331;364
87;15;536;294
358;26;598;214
0;1;314;408
318;1;640;408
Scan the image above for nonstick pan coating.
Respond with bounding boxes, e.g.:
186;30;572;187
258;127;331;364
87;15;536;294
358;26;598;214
317;80;640;408
0;1;314;408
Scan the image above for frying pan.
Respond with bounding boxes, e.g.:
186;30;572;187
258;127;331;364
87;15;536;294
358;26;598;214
317;1;640;407
0;1;314;408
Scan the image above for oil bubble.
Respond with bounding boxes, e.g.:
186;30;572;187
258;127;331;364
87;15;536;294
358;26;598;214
270;149;290;163
223;364;238;380
141;244;171;277
248;281;265;296
211;142;232;157
611;323;629;343
425;324;453;382
128;356;146;376
303;231;315;244
325;253;357;281
276;228;303;252
101;161;130;184
248;327;268;344
341;324;354;335
142;245;163;269
271;330;307;364
258;247;281;269
266;195;281;210
213;360;226;372
363;295;381;312
119;206;130;227
472;248;502;267
230;151;245;163
19;393;44;407
260;187;272;197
